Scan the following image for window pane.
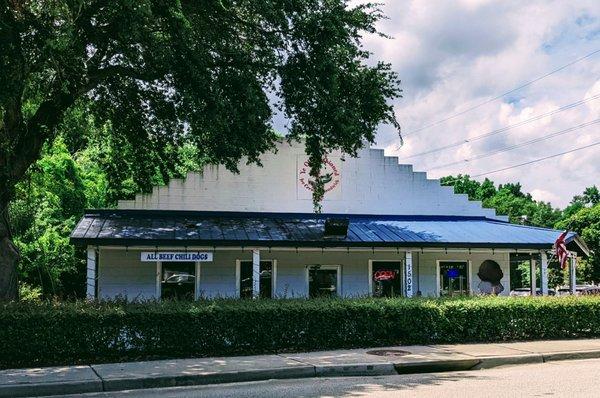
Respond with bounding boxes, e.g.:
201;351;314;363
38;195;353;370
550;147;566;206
372;261;402;297
259;261;272;298
309;268;338;298
240;261;273;298
240;262;253;298
161;262;195;300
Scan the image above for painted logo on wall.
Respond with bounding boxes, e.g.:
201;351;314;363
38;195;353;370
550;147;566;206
297;156;342;200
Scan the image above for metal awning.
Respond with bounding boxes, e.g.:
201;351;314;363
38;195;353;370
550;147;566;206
70;210;589;256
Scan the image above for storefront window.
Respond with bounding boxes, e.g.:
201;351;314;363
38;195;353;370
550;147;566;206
308;266;339;298
439;261;469;296
161;262;195;300
239;261;273;298
372;261;402;297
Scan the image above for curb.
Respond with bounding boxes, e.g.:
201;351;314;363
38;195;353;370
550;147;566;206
0;379;103;398
9;349;600;397
315;363;397;377
542;349;600;362
99;365;316;392
395;358;480;374
471;354;543;370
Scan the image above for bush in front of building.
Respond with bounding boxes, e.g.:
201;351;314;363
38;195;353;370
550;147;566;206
2;296;600;369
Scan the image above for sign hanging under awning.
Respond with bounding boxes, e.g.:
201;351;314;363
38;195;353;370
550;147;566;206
141;252;213;262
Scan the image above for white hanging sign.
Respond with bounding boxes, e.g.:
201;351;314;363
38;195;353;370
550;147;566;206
140;252;213;262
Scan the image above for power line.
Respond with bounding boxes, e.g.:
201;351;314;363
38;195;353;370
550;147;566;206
471;141;600;177
400;48;600;137
400;93;600;159
427;118;600;171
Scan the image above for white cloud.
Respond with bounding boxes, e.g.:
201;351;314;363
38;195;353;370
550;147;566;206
363;0;600;207
531;189;562;204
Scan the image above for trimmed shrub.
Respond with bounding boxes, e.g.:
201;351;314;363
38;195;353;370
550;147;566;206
1;296;600;369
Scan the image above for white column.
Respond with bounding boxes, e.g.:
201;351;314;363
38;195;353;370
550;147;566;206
570;255;577;295
540;251;548;296
252;249;260;299
405;251;413;298
86;247;96;300
530;257;537;296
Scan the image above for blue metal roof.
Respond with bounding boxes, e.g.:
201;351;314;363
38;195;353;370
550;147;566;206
70;210;588;254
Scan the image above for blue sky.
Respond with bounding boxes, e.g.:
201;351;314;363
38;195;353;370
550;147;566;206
353;0;600;207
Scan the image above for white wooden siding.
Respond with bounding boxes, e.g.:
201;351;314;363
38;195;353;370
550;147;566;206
97;248;511;300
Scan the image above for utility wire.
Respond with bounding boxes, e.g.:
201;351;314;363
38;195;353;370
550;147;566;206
471;141;600;177
400;93;600;159
427;118;600;171
401;48;600;137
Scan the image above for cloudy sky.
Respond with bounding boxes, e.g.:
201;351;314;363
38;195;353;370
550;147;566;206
353;0;600;208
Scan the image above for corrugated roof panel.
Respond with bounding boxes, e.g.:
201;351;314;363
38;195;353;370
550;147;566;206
86;217;107;239
69;210;586;255
72;217;94;239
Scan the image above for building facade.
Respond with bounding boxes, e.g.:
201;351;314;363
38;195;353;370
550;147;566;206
71;141;588;300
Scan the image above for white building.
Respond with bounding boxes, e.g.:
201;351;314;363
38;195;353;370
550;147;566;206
71;141;588;300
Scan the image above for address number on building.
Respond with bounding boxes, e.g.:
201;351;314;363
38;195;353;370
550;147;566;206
140;252;213;262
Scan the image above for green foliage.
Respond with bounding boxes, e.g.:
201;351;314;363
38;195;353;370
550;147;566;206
18;282;42;302
441;175;562;227
1;0;401;210
9;102;208;298
2;296;600;368
557;203;600;283
9;139;100;298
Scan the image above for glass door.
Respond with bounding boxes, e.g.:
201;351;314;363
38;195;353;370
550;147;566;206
439;261;469;296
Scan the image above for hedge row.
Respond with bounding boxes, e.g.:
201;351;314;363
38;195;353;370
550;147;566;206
2;296;600;369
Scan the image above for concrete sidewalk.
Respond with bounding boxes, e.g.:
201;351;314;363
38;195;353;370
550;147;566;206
4;339;600;397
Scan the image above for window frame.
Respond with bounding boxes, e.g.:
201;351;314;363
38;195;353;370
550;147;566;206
156;261;201;300
436;259;472;297
235;259;277;298
368;259;404;297
306;264;342;298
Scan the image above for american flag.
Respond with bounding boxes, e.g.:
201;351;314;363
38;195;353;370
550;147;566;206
554;230;569;269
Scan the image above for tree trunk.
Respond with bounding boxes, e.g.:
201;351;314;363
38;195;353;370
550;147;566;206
0;202;19;300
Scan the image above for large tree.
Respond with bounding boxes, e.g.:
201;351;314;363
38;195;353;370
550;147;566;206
0;1;401;299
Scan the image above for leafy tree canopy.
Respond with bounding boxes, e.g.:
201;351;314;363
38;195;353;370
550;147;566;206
440;174;562;228
557;203;600;283
0;0;402;298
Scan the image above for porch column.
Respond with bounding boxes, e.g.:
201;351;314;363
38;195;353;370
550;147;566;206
540;251;548;296
405;251;414;298
252;249;260;299
530;256;537;296
86;247;96;300
570;255;577;295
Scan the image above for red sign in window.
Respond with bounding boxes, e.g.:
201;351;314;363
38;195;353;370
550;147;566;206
374;270;397;281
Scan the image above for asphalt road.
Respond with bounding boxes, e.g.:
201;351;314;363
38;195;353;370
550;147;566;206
50;358;600;398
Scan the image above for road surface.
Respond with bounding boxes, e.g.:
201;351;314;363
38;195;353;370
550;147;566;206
51;358;600;397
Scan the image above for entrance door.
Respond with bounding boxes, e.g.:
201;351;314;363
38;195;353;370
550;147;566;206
439;261;469;296
161;262;196;300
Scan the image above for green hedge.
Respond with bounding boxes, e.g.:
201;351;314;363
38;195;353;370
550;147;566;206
2;296;600;369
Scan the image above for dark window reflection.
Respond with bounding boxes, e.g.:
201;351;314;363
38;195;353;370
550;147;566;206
309;267;338;298
161;262;195;300
240;261;273;298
